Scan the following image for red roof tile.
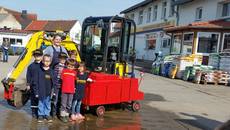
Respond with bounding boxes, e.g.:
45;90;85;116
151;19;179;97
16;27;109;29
44;20;77;32
0;29;32;34
25;20;77;32
165;19;230;32
25;20;48;31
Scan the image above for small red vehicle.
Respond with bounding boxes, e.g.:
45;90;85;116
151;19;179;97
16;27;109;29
80;16;144;116
82;72;144;116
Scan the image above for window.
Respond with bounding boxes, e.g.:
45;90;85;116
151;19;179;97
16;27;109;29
10;38;16;45
153;5;158;21
162;38;171;48
130;13;135;21
16;39;22;45
223;33;230;52
182;33;193;54
195;7;203;21
146;34;156;50
161;2;167;19
147;7;152;23
222;3;230;17
197;32;219;54
138;10;143;24
169;0;175;17
171;34;182;54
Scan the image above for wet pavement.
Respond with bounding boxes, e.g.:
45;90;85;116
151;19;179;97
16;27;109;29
0;95;201;130
0;56;229;130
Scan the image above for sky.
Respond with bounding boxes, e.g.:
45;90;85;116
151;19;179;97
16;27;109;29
0;0;143;24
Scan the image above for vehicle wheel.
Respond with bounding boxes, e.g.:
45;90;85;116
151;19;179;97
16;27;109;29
96;106;105;117
132;101;141;112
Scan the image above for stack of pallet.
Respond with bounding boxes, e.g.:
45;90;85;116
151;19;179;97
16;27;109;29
199;71;230;86
215;71;230;86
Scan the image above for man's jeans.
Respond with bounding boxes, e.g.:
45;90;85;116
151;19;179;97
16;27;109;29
72;99;82;114
2;48;8;62
38;96;51;117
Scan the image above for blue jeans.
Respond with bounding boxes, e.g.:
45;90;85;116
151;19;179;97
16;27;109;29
71;99;82;114
38;96;51;117
2;48;8;62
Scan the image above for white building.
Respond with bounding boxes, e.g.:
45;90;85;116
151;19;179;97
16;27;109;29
25;20;81;44
0;30;32;54
121;0;177;61
175;0;230;25
0;7;37;30
164;0;230;65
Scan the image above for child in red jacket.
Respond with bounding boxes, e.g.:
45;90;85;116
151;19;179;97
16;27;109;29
60;58;77;123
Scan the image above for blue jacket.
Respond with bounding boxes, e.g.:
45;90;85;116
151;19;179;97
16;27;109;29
26;61;40;87
33;65;56;100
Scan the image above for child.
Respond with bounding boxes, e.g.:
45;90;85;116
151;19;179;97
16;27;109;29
69;50;79;68
71;62;92;121
60;58;77;123
34;54;55;123
52;52;68;117
26;49;43;118
69;50;78;60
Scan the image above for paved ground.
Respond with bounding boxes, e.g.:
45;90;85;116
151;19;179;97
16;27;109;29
0;56;229;130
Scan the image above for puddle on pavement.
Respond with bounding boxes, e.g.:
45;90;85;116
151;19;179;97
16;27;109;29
0;92;214;130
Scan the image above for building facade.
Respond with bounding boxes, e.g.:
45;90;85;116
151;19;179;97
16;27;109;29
0;30;32;54
0;7;37;30
25;20;81;44
121;0;177;61
176;0;230;25
167;0;230;55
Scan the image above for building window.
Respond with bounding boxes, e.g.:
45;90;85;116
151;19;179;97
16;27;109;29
153;5;158;21
182;33;193;54
162;38;171;48
161;2;167;19
147;7;152;23
169;0;175;17
223;33;230;52
222;2;230;17
197;32;219;54
130;13;135;21
171;34;182;54
195;7;203;21
138;10;144;25
146;34;156;50
16;39;22;45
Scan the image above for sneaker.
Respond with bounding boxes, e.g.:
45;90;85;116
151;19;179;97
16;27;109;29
37;116;44;123
78;114;85;120
70;114;76;121
45;116;53;123
60;116;68;123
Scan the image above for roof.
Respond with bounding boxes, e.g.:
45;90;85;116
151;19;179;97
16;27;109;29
44;20;77;32
25;20;77;32
164;19;230;32
172;0;194;6
0;29;32;34
25;20;48;31
0;7;37;29
120;0;154;14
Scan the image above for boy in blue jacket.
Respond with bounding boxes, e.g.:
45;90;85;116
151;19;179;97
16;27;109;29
26;49;43;118
34;54;56;123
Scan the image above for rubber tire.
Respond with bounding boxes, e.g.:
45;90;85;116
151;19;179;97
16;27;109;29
132;101;141;112
96;106;105;117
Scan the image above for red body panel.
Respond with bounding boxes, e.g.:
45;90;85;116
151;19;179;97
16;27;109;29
82;72;144;106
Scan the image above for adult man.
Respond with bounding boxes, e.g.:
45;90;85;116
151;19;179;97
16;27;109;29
2;39;10;62
43;34;68;68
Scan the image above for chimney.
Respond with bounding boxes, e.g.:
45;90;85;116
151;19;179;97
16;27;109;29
21;10;27;18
